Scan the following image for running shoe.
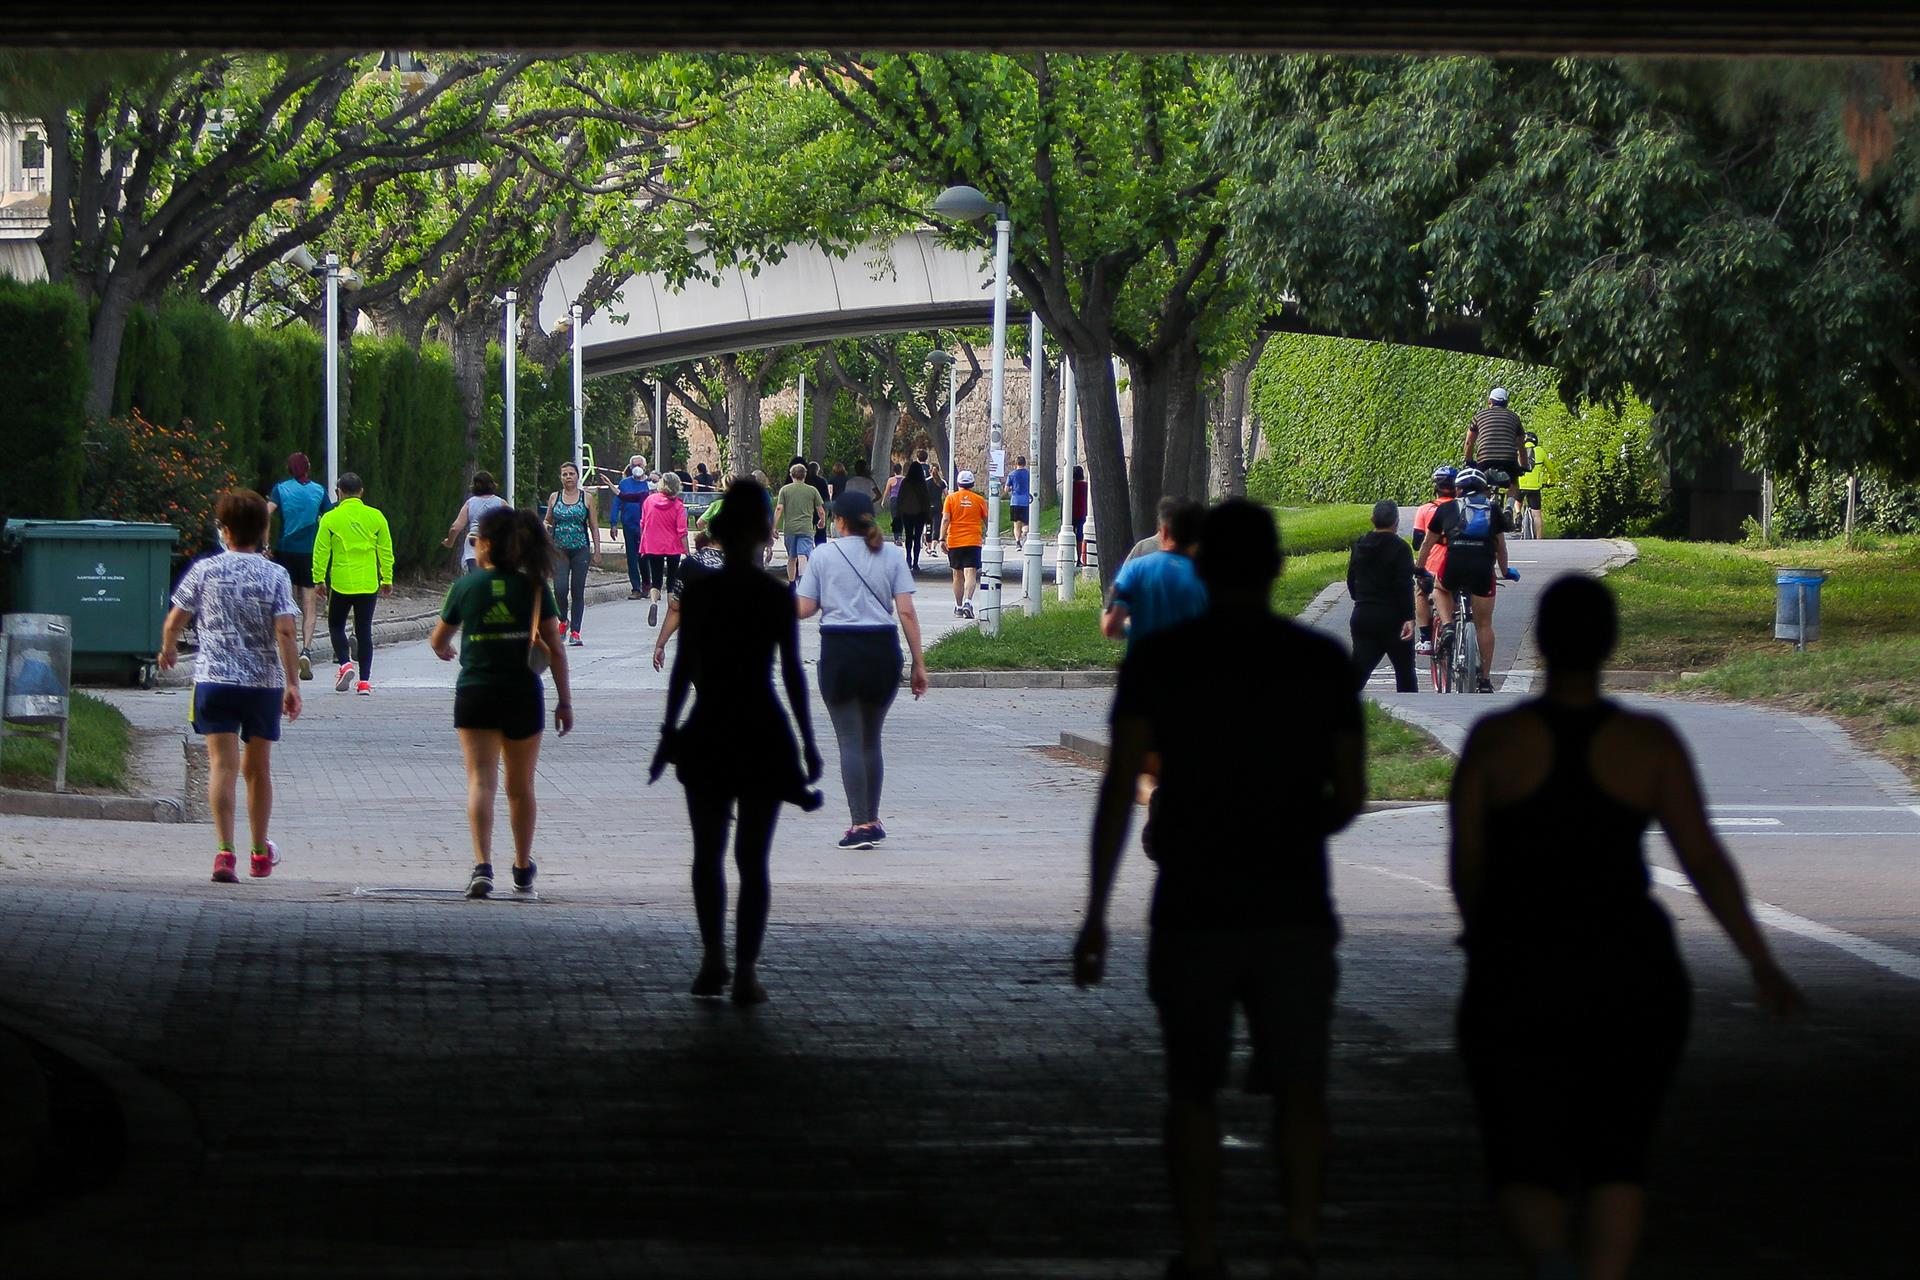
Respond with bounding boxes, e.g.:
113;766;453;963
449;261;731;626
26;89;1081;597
648;602;659;626
866;822;887;843
568;631;583;647
356;680;372;696
249;841;280;879
466;863;494;899
334;662;355;692
298;650;313;681
511;860;537;894
211;850;238;883
961;601;975;619
690;954;730;998
1476;677;1495;693
837;827;876;850
954;606;964;618
1414;638;1433;656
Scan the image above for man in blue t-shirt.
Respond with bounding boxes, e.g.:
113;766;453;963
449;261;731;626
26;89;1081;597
265;451;329;680
1006;456;1033;545
1102;498;1208;651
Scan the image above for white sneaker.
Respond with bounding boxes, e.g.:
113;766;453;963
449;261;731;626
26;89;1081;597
1415;639;1433;656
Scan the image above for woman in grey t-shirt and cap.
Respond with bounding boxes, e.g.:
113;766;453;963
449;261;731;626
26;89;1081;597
796;490;929;850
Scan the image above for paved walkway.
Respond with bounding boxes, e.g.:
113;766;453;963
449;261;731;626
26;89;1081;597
1;551;1916;1277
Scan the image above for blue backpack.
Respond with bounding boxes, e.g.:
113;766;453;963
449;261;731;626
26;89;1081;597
1456;493;1494;544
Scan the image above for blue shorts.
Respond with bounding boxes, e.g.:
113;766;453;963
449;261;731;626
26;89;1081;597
192;683;284;742
784;533;816;560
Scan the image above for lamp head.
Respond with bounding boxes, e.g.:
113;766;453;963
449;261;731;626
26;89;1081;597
925;350;955;369
931;184;1000;223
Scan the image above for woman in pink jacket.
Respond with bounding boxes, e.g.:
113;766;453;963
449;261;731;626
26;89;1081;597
639;470;690;627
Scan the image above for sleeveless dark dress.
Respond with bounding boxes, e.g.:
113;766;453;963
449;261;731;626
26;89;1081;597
1457;699;1691;1193
671;562;809;804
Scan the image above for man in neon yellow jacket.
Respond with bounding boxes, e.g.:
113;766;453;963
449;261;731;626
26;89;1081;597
312;472;395;695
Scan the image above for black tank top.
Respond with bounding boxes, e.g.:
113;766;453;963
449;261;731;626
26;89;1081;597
1474;700;1667;950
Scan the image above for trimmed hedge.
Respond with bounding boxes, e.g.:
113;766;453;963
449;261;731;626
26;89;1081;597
2;282;605;572
1247;335;1666;538
0;277;87;528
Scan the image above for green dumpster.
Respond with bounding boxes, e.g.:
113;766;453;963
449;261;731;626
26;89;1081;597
2;520;178;685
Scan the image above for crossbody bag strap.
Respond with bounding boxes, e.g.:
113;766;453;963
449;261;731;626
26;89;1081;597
832;540;895;616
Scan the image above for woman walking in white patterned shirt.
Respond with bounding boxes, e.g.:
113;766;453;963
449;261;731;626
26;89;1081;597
159;490;304;883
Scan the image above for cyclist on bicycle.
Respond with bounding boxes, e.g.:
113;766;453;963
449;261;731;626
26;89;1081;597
1410;465;1457;657
1463;387;1525;486
1416;468;1518;692
1513;430;1546;538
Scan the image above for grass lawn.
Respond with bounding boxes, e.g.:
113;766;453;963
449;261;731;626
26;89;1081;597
1609;535;1920;783
1365;701;1455;801
1275;504;1375;555
0;691;134;791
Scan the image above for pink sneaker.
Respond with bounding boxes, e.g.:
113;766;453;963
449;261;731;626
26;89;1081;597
249;841;280;878
211;851;238;883
356;680;372;696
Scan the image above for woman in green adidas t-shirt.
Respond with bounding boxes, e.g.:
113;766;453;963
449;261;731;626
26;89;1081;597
429;507;575;900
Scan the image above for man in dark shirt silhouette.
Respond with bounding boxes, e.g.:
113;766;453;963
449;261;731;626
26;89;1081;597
1075;499;1366;1280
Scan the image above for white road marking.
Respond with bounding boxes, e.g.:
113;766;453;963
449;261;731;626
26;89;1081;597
1712;804;1920;814
1650;866;1920;983
1711;817;1783;827
1339;858;1449;894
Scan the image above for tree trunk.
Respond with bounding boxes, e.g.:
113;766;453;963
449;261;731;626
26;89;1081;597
1063;341;1133;594
450;316;489;475
39;112;73;287
84;273;139;421
1125;352;1169;537
808;377;834;463
1036;360;1060;513
1160;340;1207;506
869;401;902;482
1212;340;1266;499
721;355;763;479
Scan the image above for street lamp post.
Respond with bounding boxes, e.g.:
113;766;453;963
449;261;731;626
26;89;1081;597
1023;313;1045;616
503;289;517;505
1056;357;1079;600
796;368;806;464
933;184;1010;637
569;303;584;472
324;253;340;499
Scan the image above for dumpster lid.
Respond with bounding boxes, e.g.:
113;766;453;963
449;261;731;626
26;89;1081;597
3;519;179;545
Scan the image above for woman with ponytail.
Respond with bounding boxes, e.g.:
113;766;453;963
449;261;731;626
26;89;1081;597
430;507;574;900
655;478;823;1005
796;490;928;850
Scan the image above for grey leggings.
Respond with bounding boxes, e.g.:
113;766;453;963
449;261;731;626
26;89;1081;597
553;545;590;632
819;629;900;826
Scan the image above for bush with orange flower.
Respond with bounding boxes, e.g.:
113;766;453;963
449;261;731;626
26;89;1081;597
81;411;241;555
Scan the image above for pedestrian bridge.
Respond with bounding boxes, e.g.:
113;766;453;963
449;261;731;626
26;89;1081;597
538;232;1003;376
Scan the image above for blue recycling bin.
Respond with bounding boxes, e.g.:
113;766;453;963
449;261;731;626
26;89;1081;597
1774;568;1827;646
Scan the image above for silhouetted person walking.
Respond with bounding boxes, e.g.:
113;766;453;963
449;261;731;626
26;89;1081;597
1345;499;1418;692
654;479;823;1005
1076;500;1366;1280
1449;574;1802;1280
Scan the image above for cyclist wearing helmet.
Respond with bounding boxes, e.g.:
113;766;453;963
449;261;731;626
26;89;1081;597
1411;466;1457;656
1464;388;1524;487
1416;468;1517;692
1513;431;1547;538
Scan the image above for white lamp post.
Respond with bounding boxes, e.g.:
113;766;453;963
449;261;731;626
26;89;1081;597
1023;312;1045;616
796;368;806;464
653;378;664;467
569;302;584;472
933;184;1010;636
503;289;517;505
324;253;340;498
1056;357;1079;600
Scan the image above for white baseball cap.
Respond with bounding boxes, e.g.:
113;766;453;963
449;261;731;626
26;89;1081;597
1489;387;1509;403
957;469;976;487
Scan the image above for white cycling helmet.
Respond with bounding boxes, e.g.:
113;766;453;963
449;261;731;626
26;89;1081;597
1488;387;1509;404
1456;468;1490;494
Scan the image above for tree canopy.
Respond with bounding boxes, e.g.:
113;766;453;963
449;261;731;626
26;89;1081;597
1219;55;1920;480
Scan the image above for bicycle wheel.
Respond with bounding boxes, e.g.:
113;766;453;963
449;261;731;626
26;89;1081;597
1456;607;1479;695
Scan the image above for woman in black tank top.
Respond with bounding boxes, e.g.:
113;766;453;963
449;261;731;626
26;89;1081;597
1448;575;1802;1280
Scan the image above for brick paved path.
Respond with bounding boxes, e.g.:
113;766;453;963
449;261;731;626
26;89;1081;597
1;579;1914;1277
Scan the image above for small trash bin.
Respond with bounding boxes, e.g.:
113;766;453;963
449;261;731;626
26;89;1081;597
1;612;74;790
1774;568;1827;647
2;520;178;684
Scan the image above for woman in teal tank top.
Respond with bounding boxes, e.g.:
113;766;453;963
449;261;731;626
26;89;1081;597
544;461;600;644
